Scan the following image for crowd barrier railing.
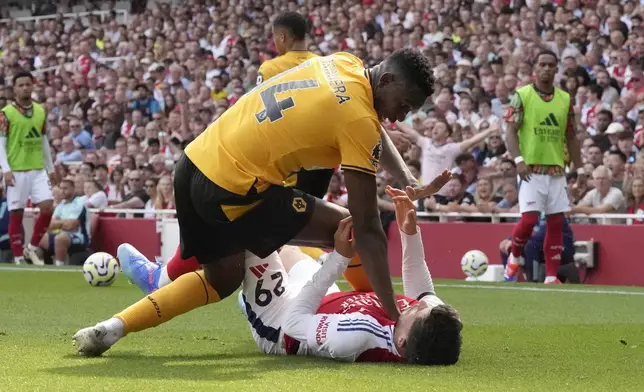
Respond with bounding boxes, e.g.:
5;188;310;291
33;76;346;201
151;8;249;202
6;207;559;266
0;9;129;24
22;208;644;225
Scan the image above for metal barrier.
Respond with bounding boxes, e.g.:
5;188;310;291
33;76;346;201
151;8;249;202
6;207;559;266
0;9;129;24
22;208;644;225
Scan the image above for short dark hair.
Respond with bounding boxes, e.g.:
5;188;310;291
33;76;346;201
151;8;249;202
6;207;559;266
455;152;475;166
609;149;627;163
596;108;613;121
589;84;604;98
588;143;602;151
273;12;309;41
536;49;558;63
386;48;436;97
13;70;34;85
95;164;108;172
500;157;516;168
405;304;463;365
147;137;160;147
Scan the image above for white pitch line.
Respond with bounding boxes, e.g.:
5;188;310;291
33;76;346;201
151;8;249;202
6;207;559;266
3;265;644;296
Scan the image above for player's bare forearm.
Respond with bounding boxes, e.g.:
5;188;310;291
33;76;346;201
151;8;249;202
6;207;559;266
505;122;521;159
379;127;416;187
344;169;400;320
353;220;399;320
566;130;583;170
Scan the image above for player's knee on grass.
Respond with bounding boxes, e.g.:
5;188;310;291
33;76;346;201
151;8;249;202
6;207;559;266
405;304;463;366
202;253;245;299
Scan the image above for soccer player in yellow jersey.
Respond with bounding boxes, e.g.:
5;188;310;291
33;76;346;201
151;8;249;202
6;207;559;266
74;47;440;356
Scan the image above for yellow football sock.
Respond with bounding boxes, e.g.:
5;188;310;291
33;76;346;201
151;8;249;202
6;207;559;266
299;246;326;262
114;270;220;335
343;254;373;292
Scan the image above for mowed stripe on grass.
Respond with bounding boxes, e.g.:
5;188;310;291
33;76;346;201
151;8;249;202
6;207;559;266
0;268;643;392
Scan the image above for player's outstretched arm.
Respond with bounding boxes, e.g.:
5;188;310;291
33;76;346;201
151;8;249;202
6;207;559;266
282;219;353;339
385;186;436;300
343;169;400;321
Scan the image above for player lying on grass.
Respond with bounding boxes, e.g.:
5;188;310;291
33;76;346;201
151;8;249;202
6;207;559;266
277;186;461;364
73;185;462;365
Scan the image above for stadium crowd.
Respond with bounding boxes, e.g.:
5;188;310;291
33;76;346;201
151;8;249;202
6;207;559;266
1;0;644;237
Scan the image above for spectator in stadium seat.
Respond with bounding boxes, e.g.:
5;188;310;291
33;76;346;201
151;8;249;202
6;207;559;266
617;131;638;164
606;150;627;190
424;176;475;213
55;136;83;164
150;154;171;178
493;181;519;213
108;137;127;168
572;166;627;222
34;179;89;266
130;84;161;120
69;116;94;150
586;144;604;168
155;176;175;210
143;177;158;219
107;167;126;206
112;170;149;210
458;178;502;213
81;180;108;210
625;176;644;224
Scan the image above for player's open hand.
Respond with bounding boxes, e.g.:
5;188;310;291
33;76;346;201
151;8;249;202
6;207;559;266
404;169;453;201
334;216;354;258
517;161;532;182
3;171;15;187
385;185;417;235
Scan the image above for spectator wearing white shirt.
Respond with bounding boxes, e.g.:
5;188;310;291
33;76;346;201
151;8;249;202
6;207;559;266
396;119;498;195
572;166;627;223
80;180;108;209
143;178;158;218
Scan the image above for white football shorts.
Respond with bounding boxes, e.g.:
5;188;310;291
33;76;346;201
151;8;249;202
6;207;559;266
518;173;570;215
6;169;53;211
239;251;340;355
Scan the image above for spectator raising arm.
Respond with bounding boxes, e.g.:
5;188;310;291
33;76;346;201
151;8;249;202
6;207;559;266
395;120;421;145
459;122;501;152
378;126;417;187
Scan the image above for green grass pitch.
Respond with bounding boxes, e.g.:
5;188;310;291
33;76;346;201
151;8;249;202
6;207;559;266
1;265;644;392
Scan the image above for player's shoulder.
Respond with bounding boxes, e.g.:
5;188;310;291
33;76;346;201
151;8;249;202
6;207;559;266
330;52;366;68
554;86;571;100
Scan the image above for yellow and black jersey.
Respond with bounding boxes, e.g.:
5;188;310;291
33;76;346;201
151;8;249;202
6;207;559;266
257;51;318;84
186;52;382;196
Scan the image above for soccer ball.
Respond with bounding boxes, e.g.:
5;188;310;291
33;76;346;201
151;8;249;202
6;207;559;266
461;250;489;278
83;252;119;287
